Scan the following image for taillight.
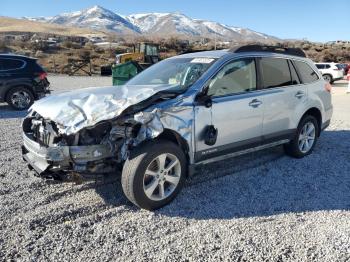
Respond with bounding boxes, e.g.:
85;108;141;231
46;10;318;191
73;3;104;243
38;72;47;80
324;83;332;93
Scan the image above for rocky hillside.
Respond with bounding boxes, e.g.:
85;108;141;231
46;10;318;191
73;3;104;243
0;16;105;37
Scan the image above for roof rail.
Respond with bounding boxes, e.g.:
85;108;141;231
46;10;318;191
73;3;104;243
229;45;306;58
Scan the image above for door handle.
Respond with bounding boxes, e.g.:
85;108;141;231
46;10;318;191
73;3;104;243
295;91;305;99
249;99;262;108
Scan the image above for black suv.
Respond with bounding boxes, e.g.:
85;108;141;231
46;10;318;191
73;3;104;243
0;54;50;110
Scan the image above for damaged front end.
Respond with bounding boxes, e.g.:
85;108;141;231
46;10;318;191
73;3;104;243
21;86;194;181
22;112;142;180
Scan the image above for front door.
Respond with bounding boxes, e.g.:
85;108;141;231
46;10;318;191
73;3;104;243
194;58;264;162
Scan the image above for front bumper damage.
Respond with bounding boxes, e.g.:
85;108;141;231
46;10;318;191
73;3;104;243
22;84;196;180
22;132;113;179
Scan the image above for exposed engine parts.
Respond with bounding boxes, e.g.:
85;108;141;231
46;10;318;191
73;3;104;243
22;83;195;182
22;109;164;179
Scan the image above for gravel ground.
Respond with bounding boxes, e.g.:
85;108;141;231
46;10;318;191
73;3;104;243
0;76;349;261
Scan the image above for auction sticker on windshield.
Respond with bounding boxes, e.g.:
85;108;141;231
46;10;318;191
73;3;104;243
191;58;215;63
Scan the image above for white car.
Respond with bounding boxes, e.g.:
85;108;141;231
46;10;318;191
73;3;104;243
315;62;344;83
22;45;333;210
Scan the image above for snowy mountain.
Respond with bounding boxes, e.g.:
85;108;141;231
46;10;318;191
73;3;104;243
127;13;171;32
27;6;139;34
25;6;279;41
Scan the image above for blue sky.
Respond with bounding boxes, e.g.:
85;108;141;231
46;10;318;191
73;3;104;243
1;0;348;42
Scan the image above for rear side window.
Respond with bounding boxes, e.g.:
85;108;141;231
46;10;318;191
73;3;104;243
260;58;293;88
325;64;331;69
294;60;319;83
316;64;325;69
0;58;25;71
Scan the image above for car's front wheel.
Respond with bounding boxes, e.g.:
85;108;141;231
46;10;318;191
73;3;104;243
6;87;34;110
121;140;187;210
284;115;319;158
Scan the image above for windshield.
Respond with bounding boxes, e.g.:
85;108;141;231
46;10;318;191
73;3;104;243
127;57;216;91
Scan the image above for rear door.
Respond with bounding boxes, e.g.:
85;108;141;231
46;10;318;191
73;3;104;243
0;58;27;101
0;58;26;80
315;64;325;74
0;58;13;101
258;57;307;142
0;58;4;101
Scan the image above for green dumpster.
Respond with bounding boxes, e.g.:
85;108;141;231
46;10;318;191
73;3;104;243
112;61;144;86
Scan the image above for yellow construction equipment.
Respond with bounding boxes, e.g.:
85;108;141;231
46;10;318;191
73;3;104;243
111;42;160;85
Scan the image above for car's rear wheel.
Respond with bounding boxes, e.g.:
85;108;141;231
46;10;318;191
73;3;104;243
6;87;34;110
121;140;187;210
284;115;319;158
322;74;332;83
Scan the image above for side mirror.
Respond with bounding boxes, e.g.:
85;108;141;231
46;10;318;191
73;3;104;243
195;86;212;108
203;97;212;108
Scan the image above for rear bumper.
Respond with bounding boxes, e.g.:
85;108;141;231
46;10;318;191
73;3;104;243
321;120;331;131
22;132;113;177
332;76;344;82
322;105;333;131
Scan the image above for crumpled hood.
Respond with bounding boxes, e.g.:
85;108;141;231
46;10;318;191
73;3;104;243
30;84;176;135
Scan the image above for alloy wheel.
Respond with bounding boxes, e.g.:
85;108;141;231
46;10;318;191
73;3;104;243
323;75;331;83
11;91;31;109
298;121;316;153
143;153;181;201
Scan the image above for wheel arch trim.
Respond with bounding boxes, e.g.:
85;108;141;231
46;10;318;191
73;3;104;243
5;83;35;101
299;107;322;136
157;129;191;172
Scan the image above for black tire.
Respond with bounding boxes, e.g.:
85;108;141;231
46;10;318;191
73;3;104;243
284;115;319;158
6;86;34;110
121;140;187;210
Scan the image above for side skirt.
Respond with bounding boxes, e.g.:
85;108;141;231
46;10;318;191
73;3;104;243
188;139;289;176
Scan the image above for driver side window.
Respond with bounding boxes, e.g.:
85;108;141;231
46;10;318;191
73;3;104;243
208;58;257;97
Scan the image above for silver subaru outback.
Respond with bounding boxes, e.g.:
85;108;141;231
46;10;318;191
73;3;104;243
22;45;333;210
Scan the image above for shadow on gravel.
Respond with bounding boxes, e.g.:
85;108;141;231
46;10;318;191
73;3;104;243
153;130;350;220
46;130;350;219
97;130;350;222
0;104;28;119
93;175;131;207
